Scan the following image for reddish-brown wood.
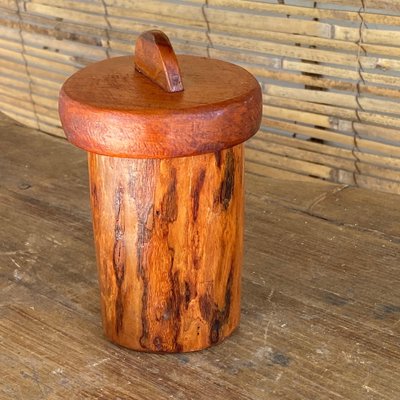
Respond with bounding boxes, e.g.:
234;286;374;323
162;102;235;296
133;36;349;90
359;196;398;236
59;30;262;352
134;30;184;93
59;55;262;158
88;146;244;352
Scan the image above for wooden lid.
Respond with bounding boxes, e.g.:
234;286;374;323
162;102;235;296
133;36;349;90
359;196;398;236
59;31;262;158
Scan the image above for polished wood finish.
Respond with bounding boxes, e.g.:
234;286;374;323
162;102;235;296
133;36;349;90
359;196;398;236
134;30;184;93
58;54;262;158
58;31;261;352
88;146;244;352
2;115;400;398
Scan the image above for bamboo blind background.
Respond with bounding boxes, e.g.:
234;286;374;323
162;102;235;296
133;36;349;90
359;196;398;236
1;0;400;193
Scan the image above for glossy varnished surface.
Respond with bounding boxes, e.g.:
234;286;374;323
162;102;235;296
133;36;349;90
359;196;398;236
89;146;243;352
1;114;400;398
59;55;262;158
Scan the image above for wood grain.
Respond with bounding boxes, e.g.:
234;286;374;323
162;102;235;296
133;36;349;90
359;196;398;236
58;30;260;352
59;54;262;158
88;146;244;352
1;113;400;398
134;30;184;92
4;1;400;193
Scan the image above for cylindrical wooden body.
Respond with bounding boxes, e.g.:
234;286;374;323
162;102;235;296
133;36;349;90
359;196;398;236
88;145;244;352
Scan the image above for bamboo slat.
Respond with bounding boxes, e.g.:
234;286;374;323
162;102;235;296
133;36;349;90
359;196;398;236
253;68;400;99
263;118;400;158
282;61;400;87
245;147;335;180
249;136;400;182
258;130;400;170
211;0;400;25
263;106;400;144
263;95;400;129
300;0;400;12
245;160;318;182
1;0;400;193
264;85;400;116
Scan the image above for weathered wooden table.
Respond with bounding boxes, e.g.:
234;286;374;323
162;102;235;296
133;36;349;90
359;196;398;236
1;112;399;399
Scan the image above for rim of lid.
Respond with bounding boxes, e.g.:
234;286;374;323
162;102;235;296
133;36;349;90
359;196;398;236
59;54;262;159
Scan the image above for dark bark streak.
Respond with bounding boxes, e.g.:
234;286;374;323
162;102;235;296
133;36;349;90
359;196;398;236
159;169;181;351
214;151;222;169
128;160;156;350
192;230;201;270
168;248;183;352
184;281;191;309
141;166;179;351
192;169;206;222
199;292;213;321
90;182;98;210
199;263;234;345
184;280;197;310
209;264;234;344
138;205;154;349
161;167;178;225
219;148;235;210
113;185;125;334
136;206;154;276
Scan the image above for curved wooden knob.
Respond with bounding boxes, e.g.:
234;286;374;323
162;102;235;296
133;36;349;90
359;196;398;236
134;30;184;93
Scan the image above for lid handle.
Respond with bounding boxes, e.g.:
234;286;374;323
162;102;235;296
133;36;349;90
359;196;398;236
134;30;184;93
